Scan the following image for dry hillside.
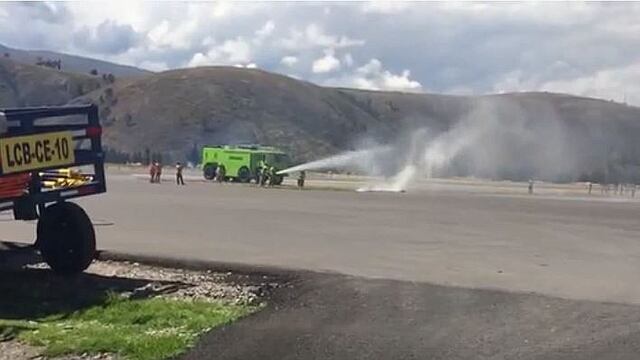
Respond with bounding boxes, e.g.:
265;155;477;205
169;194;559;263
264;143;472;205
1;59;639;182
74;67;400;162
0;43;149;77
0;58;102;107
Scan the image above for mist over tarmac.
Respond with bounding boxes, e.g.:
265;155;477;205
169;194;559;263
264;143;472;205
280;97;640;191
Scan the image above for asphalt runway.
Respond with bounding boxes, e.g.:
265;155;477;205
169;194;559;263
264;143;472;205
3;170;640;305
183;273;640;360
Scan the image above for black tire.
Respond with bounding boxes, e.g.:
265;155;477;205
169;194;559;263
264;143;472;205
37;202;96;275
237;167;251;183
273;175;284;185
203;163;217;180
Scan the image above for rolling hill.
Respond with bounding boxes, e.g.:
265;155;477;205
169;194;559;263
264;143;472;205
0;57;102;107
0;43;149;77
1;56;639;183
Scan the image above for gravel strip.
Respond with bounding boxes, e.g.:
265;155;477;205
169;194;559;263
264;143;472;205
2;257;282;360
84;260;280;305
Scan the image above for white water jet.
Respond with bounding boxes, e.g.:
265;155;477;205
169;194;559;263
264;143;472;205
277;146;392;175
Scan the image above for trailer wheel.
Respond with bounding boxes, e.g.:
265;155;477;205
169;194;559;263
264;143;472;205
203;164;217;180
237;167;251;183
37;202;96;275
273;175;284;185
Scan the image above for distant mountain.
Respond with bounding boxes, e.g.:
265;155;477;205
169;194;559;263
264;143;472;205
0;57;102;107
1;51;639;183
68;65;640;183
0;43;150;77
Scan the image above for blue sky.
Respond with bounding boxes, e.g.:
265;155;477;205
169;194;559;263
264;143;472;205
1;1;640;104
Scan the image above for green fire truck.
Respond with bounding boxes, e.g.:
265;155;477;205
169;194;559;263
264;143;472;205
201;145;291;184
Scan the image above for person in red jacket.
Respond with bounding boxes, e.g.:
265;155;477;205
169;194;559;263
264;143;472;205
149;162;157;183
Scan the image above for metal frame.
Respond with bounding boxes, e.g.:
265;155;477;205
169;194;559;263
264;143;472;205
0;105;106;215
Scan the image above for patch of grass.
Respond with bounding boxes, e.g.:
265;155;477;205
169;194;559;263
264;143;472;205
0;320;37;341
0;294;256;360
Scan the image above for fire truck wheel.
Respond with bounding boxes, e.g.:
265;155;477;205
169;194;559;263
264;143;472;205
237;167;251;183
37;202;96;275
203;164;217;180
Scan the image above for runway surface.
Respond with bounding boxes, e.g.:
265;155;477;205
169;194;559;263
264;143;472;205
3;170;640;304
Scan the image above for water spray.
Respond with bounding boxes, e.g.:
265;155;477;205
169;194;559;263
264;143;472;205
278;98;585;193
277;146;393;175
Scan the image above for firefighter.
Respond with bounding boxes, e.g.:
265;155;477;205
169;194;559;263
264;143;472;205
268;166;277;186
297;170;306;189
217;166;226;183
255;167;262;186
175;162;185;185
260;162;269;187
149;162;157;183
154;161;162;183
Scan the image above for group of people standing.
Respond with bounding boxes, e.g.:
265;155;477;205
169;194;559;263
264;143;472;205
147;160;304;188
149;161;162;183
149;161;185;185
255;162;305;189
256;161;278;187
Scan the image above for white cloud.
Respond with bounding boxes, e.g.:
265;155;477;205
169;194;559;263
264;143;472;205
207;1;266;19
326;58;422;92
362;1;410;14
279;24;365;51
312;49;341;74
281;55;298;67
495;61;640;105
147;18;199;50
188;36;252;67
344;53;354;67
357;58;383;76
4;2;640;104
537;62;640;104
219;37;251;62
73;20;140;54
492;70;529;94
382;69;422;91
65;2;149;31
201;36;216;47
255;20;275;38
210;1;231;18
435;2;598;26
234;63;257;69
188;52;211;67
146;20;170;47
